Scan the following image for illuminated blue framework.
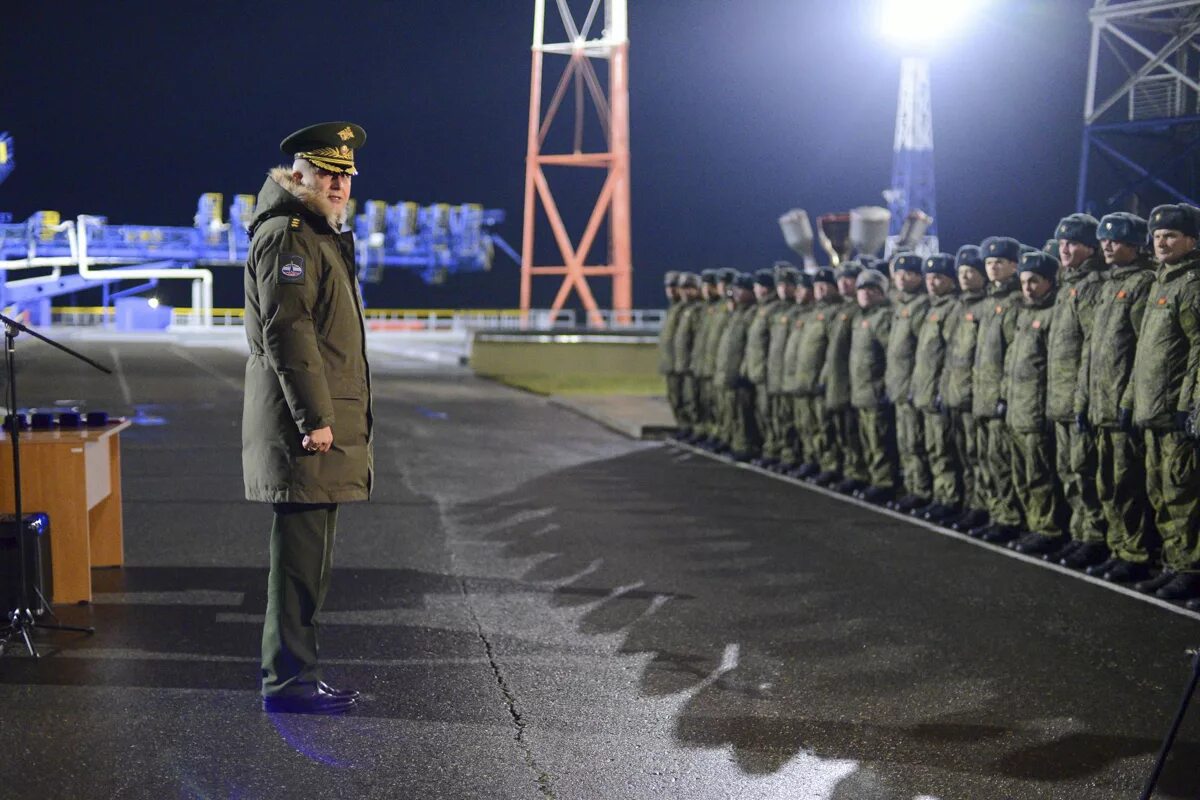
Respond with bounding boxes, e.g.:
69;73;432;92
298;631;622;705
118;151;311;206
1075;115;1200;215
0;132;12;188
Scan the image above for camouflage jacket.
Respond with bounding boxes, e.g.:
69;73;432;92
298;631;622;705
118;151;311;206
715;302;757;389
1003;290;1056;434
821;300;860;410
941;289;989;411
1046;255;1107;422
850;302;893;410
910;290;960;413
782;297;839;396
657;300;684;375
741;297;781;385
884;289;931;404
971;276;1022;419
689;297;725;377
765;299;802;394
671;299;704;375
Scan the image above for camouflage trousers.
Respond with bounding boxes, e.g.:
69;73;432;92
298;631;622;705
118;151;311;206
1096;428;1154;564
1011;429;1066;538
666;373;684;428
980;417;1023;527
925;409;961;508
950;410;980;512
857;405;898;490
1054;421;1106;544
677;372;700;435
827;405;867;482
896;402;931;499
769;395;801;464
720;383;761;458
1144;430;1200;572
753;383;771;459
793;395;829;470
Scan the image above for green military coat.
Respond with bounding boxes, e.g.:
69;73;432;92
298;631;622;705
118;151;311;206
1003;291;1056;434
821;300;858;411
884;289;930;404
911;291;960;413
715;302;756;389
742;297;780;385
941;289;989;412
850;302;893;410
781;298;835;396
243;170;373;504
1125;250;1200;431
689;297;723;376
671;299;703;375
658;300;684;375
1046;255;1107;422
1078;256;1156;427
971;277;1022;419
765;299;800;395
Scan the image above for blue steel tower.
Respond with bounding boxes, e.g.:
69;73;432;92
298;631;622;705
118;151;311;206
886;57;938;256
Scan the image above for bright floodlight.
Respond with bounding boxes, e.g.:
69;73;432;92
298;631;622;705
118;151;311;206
147;297;160;309
879;0;985;48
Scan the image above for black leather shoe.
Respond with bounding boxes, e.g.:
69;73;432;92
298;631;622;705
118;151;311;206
1134;570;1177;594
263;686;356;715
1013;533;1068;555
981;525;1021;544
1060;542;1109;569
835;478;866;495
953;509;988;532
813;470;841;487
794;463;820;479
1103;559;1152;584
893;494;928;513
862;486;894;505
318;681;361;700
1045;539;1081;563
1186;597;1200;612
1155;573;1200;601
923;504;960;523
1086;556;1121;577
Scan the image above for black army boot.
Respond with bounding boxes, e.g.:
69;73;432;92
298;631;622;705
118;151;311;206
922;504;960;523
792;462;820;479
862;486;894;505
1186;596;1200;612
1044;539;1081;563
835;478;867;495
891;494;928;513
1155;573;1200;602
813;470;841;487
952;509;988;532
1059;542;1109;569
1102;559;1152;584
980;524;1022;544
1011;532;1068;555
1134;570;1177;594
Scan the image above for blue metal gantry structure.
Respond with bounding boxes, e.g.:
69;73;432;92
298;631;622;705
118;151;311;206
0;139;519;324
1077;0;1200;216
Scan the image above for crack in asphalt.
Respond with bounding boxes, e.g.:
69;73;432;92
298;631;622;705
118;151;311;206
459;578;557;799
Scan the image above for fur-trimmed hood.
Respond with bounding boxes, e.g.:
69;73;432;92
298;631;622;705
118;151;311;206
254;166;347;233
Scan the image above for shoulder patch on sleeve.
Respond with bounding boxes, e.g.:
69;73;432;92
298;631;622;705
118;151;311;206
277;253;306;284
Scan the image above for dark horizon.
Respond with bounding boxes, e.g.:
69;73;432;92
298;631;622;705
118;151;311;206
3;1;1110;310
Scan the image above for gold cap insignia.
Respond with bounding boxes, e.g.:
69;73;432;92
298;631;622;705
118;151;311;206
337;126;354;141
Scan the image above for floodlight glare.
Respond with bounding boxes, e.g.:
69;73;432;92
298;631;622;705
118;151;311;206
879;0;985;48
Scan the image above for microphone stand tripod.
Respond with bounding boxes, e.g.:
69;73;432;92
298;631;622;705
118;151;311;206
0;313;111;657
1139;646;1200;799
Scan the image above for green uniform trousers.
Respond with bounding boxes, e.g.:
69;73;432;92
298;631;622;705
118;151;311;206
858;406;898;490
1011;431;1065;537
896;402;931;499
925;410;961;508
793;395;827;470
1054;421;1106;544
717;386;735;446
678;372;699;434
262;502;339;697
828;405;867;482
951;410;979;511
666;373;684;427
1096;428;1154;564
983;418;1023;527
1144;430;1200;572
732;383;762;457
773;395;800;464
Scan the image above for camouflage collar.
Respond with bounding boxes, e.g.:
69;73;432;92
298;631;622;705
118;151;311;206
989;276;1020;297
1157;249;1200;281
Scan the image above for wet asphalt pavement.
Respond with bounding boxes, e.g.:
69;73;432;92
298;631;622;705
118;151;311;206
1;332;1199;799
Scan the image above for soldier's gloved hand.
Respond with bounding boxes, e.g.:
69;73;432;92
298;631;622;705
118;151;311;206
1075;413;1090;434
1117;407;1134;432
995;399;1007;419
934;395;945;414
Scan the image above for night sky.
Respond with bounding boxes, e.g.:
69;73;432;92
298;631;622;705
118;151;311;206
3;1;1098;310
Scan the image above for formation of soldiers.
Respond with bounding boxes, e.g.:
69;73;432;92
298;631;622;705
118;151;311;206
658;205;1200;609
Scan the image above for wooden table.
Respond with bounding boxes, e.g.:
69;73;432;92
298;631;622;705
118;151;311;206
0;420;130;604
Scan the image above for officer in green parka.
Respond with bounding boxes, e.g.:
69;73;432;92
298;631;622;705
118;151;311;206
783;267;842;479
1123;204;1200;604
244;122;372;715
818;265;870;491
765;265;811;470
670;272;704;439
715;272;759;459
850;268;897;504
1005;251;1069;555
742;269;781;462
884;252;932;512
1076;213;1158;580
687;269;722;443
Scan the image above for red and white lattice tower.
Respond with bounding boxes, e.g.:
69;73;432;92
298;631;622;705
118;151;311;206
520;0;632;322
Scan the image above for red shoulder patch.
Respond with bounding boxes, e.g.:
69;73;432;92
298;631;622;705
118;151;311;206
1032;319;1042;329
995;306;1004;314
1116;290;1127;299
1158;297;1169;306
965;313;975;322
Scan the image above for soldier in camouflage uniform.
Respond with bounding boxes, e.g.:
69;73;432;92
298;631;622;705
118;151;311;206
783;267;843;480
909;253;961;523
1039;214;1109;558
943;246;992;531
817;265;870;492
658;271;684;426
714;273;760;460
697;268;738;448
1076;213;1158;580
1123;205;1200;604
1006;251;1069;554
849;268;897;504
768;267;813;470
884;253;932;511
740;269;781;462
968;236;1026;544
758;264;801;468
669;272;704;441
686;269;721;443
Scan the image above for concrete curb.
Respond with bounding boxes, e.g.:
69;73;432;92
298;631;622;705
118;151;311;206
548;396;676;441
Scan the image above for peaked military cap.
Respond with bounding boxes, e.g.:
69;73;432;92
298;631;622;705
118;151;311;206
856;268;889;291
812;266;837;285
980;236;1022;262
1149;204;1200;238
717;267;738;284
1097;212;1148;247
1020;250;1060;283
732;272;755;290
753;268;776;289
700;268;719;285
892;252;923;273
923;253;957;278
678;271;701;289
281;121;366;175
955;244;984;271
1055;213;1099;248
663;270;681;287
